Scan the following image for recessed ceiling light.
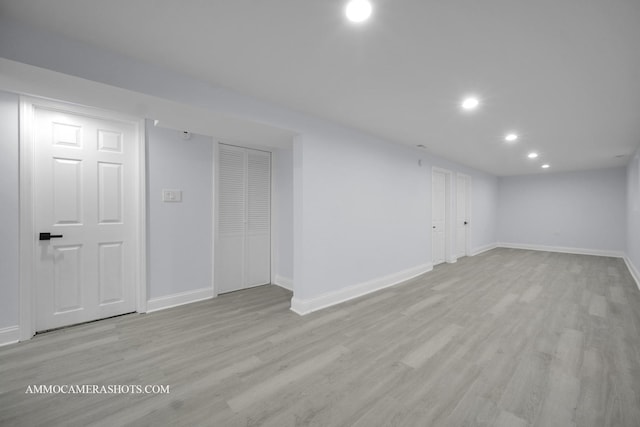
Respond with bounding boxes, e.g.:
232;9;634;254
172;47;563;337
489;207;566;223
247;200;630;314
345;0;372;23
541;164;550;169
504;133;518;142
527;152;538;159
461;96;480;111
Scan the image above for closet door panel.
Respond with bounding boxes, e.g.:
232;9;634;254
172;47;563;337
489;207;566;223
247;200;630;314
217;144;246;293
246;150;271;287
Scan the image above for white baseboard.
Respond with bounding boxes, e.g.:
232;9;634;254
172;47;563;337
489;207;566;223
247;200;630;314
273;275;293;291
470;243;497;256
290;263;433;316
497;242;624;258
0;325;20;347
146;287;214;313
624;256;640;291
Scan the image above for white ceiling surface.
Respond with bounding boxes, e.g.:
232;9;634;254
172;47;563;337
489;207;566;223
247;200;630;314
2;0;640;176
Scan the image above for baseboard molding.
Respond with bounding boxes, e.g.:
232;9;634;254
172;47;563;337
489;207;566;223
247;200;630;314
146;287;214;313
0;325;20;347
470;243;497;256
624;256;640;291
273;275;293;291
497;242;624;258
290;263;433;316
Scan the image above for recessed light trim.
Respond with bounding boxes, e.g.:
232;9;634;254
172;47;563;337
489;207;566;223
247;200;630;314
345;0;372;23
541;164;550;169
461;96;480;111
504;133;518;142
527;152;539;159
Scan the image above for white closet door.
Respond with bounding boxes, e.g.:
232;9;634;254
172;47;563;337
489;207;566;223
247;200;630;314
217;144;271;294
218;144;247;293
432;170;446;265
246;150;271;287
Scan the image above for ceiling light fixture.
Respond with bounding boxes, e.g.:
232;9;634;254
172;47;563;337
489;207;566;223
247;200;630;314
541;164;550;169
461;96;480;111
527;152;539;159
345;0;372;23
504;133;518;142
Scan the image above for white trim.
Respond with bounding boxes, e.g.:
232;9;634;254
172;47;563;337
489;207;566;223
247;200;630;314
19;96;146;340
455;173;472;258
136;118;148;313
19;98;36;341
624;256;640;291
211;138;218;297
273;275;293;291
0;326;20;347
146;287;214;313
497;242;624;258
270;149;278;287
290;263;432;315
213;141;220;296
470;243;497;256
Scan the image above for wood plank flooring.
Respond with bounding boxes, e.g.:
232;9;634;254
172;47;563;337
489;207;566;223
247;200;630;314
1;248;640;426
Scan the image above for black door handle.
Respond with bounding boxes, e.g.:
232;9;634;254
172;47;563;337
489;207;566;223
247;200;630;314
39;232;63;241
464;221;468;225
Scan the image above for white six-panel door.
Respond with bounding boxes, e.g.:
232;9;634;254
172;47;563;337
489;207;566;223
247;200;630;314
33;105;139;331
217;144;271;293
456;174;470;258
432;170;447;265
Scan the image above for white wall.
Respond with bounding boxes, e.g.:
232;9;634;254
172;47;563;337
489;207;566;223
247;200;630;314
147;124;213;299
0;20;499;312
497;167;627;254
0;90;19;329
295;133;431;300
627;147;640;283
272;148;294;286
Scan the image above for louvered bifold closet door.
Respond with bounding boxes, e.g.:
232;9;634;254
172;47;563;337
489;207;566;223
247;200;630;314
246;150;271;287
216;144;271;294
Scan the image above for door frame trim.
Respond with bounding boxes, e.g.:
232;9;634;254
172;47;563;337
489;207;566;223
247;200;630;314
456;173;472;257
18;96;147;340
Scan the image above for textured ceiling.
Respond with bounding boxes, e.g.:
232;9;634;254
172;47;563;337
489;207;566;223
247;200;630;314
2;0;640;175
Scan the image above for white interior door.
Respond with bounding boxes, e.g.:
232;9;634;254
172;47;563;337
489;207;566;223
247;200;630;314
33;105;139;331
456;174;469;258
217;144;271;293
432;170;446;265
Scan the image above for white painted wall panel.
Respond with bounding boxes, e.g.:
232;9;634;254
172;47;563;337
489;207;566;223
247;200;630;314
272;148;294;284
498;168;627;253
0;90;19;329
147;124;213;299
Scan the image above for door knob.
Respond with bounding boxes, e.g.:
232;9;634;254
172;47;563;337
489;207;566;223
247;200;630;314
39;232;63;241
464;221;468;225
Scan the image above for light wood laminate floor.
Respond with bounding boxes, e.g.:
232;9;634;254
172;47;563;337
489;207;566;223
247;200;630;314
2;248;640;426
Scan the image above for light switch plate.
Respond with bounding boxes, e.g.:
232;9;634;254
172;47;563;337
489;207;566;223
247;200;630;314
162;189;182;202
